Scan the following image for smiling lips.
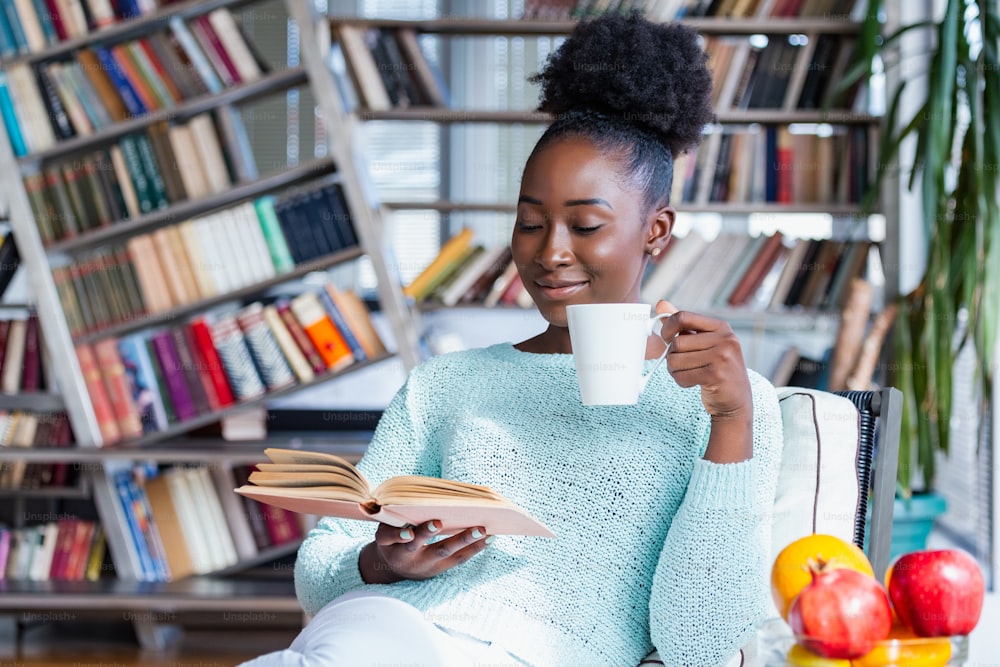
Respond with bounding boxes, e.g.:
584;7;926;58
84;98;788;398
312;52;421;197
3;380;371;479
535;280;588;300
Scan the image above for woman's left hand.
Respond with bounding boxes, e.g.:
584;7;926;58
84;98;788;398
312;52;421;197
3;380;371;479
655;299;753;422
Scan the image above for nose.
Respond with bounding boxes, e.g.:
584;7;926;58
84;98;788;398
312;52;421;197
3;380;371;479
535;224;574;270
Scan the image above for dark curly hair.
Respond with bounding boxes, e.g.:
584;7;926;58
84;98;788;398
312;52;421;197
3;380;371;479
528;12;715;211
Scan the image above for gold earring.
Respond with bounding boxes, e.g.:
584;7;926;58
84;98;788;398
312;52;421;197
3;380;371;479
649;247;662;257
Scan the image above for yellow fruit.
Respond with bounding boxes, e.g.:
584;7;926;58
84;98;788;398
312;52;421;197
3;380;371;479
849;627;951;667
771;534;875;620
787;643;852;666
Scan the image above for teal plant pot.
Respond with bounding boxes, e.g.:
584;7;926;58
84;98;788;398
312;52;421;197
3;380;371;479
891;492;948;560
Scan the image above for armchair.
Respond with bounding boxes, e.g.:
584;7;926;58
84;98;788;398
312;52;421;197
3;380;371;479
640;386;903;666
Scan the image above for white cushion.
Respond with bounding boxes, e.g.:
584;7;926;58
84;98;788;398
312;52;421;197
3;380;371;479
772;388;863;558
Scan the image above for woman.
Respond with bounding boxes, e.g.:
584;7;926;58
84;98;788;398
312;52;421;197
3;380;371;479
244;12;781;667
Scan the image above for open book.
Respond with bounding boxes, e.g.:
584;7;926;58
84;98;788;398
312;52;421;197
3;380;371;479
234;448;555;537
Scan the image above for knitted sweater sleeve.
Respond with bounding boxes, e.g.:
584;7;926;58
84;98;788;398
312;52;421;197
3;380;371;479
649;372;782;666
294;374;439;616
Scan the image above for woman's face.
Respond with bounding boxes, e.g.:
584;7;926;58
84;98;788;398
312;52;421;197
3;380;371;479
512;136;673;327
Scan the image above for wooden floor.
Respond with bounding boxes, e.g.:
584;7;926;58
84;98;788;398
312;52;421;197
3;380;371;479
0;618;301;666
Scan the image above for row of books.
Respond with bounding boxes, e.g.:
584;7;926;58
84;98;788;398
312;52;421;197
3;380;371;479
0;312;48;394
103;462;303;582
0;0;188;55
1;519;105;582
640;233;876;313
523;0;857;19
0;411;75;490
705;33;861;114
770;281;896;391
22;111;254;244
51;180;359;336
674;124;872;206
0;232;19;299
333;25;450;112
0;7;264;154
75;282;387;445
332;31;863;118
403;228;529;308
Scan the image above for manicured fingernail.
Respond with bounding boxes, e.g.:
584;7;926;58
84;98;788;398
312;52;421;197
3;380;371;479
428;521;440;533
400;528;413;540
485;536;495;544
471;529;483;539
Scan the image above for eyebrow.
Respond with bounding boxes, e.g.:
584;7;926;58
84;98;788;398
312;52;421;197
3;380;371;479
517;195;614;210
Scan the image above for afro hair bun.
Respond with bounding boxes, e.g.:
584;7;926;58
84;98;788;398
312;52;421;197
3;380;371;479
530;13;715;156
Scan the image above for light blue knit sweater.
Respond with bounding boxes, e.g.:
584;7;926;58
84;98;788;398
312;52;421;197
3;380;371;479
294;343;782;666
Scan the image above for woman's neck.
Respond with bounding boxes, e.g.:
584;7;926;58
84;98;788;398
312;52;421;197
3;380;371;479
514;325;572;354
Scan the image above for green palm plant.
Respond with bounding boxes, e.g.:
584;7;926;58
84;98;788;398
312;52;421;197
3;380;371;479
848;0;1000;495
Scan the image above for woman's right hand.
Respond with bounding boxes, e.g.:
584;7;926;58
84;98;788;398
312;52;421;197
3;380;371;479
358;520;492;584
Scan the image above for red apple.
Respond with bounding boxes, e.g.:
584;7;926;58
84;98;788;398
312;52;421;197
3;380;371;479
887;548;985;636
788;567;893;659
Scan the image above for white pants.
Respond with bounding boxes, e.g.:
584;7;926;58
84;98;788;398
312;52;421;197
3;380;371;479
237;591;525;667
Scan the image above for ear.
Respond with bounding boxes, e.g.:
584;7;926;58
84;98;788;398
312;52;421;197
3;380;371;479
646;206;675;256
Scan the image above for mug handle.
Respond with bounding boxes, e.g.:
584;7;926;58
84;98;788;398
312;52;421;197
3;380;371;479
639;312;674;392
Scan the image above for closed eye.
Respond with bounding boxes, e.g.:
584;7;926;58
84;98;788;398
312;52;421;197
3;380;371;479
516;221;542;231
573;225;603;233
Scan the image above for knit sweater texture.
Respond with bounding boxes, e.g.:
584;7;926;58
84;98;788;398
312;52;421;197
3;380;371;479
294;343;782;666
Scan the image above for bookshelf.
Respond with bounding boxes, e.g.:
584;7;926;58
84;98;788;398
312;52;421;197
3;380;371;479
317;2;886;386
0;0;418;649
0;423;366;633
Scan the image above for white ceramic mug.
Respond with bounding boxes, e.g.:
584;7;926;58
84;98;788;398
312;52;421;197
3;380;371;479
565;303;672;406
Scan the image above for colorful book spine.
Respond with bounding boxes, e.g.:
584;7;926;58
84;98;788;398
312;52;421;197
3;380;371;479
149;331;197;422
252;196;295;273
117;135;153;214
84;525;106;581
236;303;295;391
231;465;271;550
178;324;220;411
48;519;78;580
321;183;359;248
133;133;169;210
2;0;28;55
93;46;147;118
0;4;18;56
125;472;170;581
0;70;27;156
19;313;41;391
113;468;158;581
274;298;326;375
188;318;236;409
74;343;122;444
318;285;366;362
207;314;266;401
0;528;10;576
168;15;222;94
262;505;302;546
191;14;240;85
116;334;169;432
143;337;176;424
261;304;314;383
93;338;144;440
169;327;211;415
288;292;354;371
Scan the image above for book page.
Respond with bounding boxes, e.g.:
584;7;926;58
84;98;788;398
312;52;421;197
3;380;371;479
262;448;369;490
248;469;367;493
374;475;506;503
